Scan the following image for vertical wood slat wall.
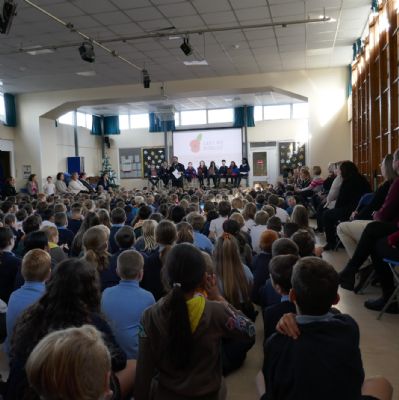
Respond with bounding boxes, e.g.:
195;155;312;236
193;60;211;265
352;0;399;187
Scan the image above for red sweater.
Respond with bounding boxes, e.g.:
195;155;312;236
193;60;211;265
374;177;399;225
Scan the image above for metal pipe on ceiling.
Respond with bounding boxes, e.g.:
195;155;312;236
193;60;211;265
12;0;332;74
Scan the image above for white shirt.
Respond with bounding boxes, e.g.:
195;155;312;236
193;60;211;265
250;224;268;254
68;179;87;194
43;182;55;196
276;207;289;223
325;175;343;209
209;216;228;238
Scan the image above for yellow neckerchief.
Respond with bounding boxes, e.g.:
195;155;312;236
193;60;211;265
48;242;58;249
186;293;206;333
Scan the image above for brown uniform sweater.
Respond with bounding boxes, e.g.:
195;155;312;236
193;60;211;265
134;297;255;400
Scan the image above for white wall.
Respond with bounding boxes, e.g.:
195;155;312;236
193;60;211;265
40;118;101;182
13;67;351;189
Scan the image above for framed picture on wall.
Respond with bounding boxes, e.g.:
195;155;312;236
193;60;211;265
119;148;142;179
142;147;166;178
278;142;306;174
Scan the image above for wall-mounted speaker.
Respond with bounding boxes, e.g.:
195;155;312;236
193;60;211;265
104;136;111;149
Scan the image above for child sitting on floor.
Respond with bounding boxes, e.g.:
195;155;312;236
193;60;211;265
262;254;298;341
259;256;393;400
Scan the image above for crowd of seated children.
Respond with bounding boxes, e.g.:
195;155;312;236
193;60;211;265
0;169;395;400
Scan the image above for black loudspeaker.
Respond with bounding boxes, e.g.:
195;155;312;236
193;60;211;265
104;136;111;149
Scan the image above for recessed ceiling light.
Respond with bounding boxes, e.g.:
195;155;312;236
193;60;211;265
183;60;208;66
76;71;96;77
0;81;3;86
168;35;182;40
27;48;54;56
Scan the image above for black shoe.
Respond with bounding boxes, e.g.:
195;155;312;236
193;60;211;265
364;297;399;313
323;243;335;251
339;270;355;291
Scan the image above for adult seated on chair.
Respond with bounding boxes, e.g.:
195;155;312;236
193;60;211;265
339;149;399;294
337;154;397;259
68;172;88;194
323;161;371;250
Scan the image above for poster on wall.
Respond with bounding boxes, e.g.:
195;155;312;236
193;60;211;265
142;147;166;178
119;148;142;179
22;165;32;179
278;142;306;174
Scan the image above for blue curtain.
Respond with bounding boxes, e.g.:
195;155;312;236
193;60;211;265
233;107;244;128
149;112;161;132
149;112;175;132
91;115;103;136
104;116;120;135
246;106;255;127
234;106;255;128
4;93;16;127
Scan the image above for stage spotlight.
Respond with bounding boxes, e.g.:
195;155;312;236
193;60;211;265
142;69;150;89
180;37;193;56
78;41;95;63
0;0;17;35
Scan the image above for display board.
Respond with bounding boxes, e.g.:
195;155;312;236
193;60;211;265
278;142;306;174
119;148;142;179
172;128;242;167
142;147;166;178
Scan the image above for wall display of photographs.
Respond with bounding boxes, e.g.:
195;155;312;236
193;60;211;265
119;148;142;179
142;147;166;178
279;142;306;174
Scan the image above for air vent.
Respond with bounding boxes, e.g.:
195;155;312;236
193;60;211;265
250;141;277;148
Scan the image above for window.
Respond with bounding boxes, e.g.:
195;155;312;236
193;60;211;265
119;114;129;130
263;105;291;120
0;94;4;122
180;109;207;125
85;114;93;130
77;112;86;128
174;112;180;127
292;103;309;119
58;111;74;126
254;105;263;121
207;108;234;124
130;113;149;129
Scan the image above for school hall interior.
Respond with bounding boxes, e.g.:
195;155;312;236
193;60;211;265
0;0;398;400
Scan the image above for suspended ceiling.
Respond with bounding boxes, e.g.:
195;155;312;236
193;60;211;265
0;0;371;94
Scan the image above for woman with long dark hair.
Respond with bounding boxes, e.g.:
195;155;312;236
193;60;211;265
7;258;135;400
322;161;371;250
134;243;255;400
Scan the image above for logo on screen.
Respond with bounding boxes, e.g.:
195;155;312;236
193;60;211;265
190;133;202;153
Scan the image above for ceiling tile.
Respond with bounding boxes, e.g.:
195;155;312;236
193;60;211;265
124;6;164;21
92;11;131;25
201;11;237;25
157;2;197;17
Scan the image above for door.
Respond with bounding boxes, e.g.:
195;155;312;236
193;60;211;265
249;147;278;187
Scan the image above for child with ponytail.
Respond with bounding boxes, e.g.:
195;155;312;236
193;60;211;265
135;243;255;400
83;226;117;291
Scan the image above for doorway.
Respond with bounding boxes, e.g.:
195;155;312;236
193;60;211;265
0;151;11;182
249;146;278;187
